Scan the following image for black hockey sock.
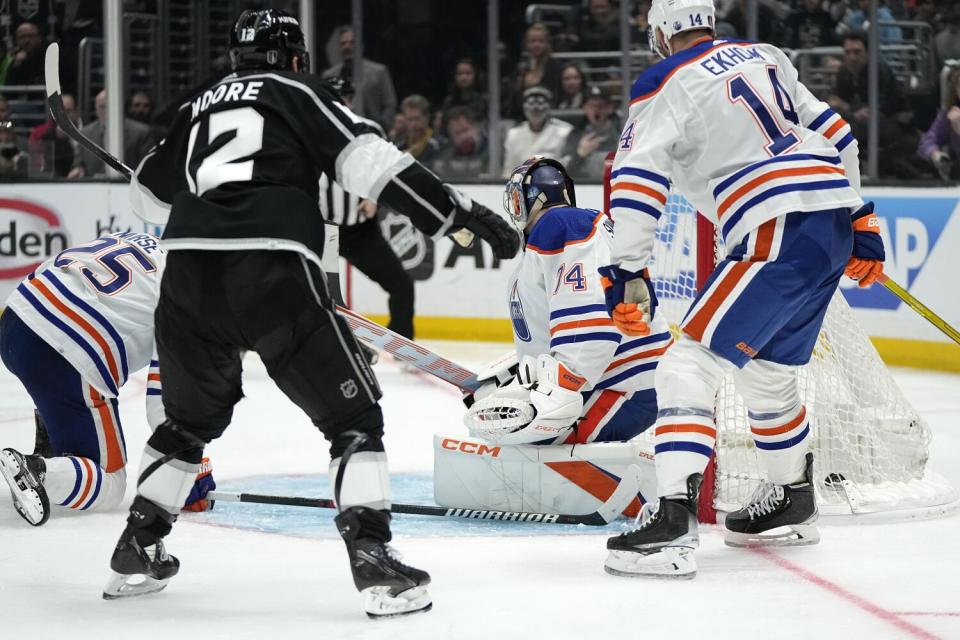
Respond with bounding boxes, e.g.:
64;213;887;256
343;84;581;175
125;495;178;547
336;506;392;545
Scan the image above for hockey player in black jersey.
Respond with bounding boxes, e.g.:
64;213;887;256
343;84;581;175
103;9;519;618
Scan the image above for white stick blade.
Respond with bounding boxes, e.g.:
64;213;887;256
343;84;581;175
44;43;61;96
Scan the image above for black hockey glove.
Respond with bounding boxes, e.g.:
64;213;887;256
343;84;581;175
445;185;521;259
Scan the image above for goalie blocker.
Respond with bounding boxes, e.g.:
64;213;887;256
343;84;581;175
433;434;656;517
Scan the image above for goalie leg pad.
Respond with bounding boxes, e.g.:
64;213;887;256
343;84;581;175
653;338;729;497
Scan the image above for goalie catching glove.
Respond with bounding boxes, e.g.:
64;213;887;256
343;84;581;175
445;185;521;260
846;201;885;288
464;354;585;444
598;266;658;337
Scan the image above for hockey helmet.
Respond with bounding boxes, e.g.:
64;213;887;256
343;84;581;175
229;9;310;73
648;0;715;59
503;156;576;232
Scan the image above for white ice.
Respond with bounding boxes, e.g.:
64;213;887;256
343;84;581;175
1;341;958;640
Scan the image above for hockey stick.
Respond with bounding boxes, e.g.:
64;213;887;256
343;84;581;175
45;43;133;179
206;465;642;526
879;274;960;345
44;41;483;391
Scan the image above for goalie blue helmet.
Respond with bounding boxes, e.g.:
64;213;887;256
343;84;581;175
503;156;576;232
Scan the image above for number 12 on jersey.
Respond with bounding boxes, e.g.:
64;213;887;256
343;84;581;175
727;66;800;157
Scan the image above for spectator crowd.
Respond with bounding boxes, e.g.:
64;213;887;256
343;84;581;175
2;1;960;182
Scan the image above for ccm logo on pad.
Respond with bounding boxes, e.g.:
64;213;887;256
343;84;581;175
441;439;501;457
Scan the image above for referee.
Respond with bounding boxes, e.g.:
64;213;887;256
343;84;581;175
321;77;415;340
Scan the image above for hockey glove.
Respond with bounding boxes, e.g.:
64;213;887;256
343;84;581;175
463;351;519;408
597;265;658;336
846;201;885;288
445;185;521;260
182;457;216;512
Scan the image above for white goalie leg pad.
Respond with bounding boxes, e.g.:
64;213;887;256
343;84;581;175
329;451;391;511
137;446;199;515
653;337;730;496
432;434;656;516
734;359;810;485
43;457;127;512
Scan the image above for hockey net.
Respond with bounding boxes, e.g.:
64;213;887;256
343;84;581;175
603;159;958;523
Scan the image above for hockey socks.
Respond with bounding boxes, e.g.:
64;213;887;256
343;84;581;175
42;456;126;512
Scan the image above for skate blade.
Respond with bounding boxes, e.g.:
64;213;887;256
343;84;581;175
725;524;821;548
364;586;433;619
603;548;697;579
102;571;171;600
0;450;48;526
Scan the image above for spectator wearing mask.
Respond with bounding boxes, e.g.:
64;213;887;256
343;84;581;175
319;77;416;340
440;58;488;126
785;0;837;49
0;120;28;180
5;22;44;86
561;85;620;181
322;26;398;130
432;106;488;179
502;86;572;178
397;94;441;165
576;0;621;52
29;93;80;177
918;65;960;181
556;63;589;110
828;31;915;178
67;90;155;178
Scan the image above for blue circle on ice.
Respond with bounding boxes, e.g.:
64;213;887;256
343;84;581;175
187;472;625;538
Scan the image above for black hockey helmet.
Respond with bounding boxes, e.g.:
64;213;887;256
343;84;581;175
229;9;310;73
503;155;576;231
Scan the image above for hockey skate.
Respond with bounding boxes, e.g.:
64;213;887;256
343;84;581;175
103;497;180;599
724;453;819;548
604;474;701;579
0;448;49;526
336;507;432;618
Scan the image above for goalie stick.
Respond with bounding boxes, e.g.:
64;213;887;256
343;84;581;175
44;42;481;392
206;464;642;526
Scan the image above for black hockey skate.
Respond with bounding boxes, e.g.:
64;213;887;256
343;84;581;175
0;448;49;526
725;453;819;548
103;496;180;600
336;507;432;618
604;474;701;579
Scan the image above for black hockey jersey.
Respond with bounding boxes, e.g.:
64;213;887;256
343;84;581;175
129;70;457;267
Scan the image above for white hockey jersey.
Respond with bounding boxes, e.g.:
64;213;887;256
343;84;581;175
5;231;165;399
610;37;864;272
509;206;672;393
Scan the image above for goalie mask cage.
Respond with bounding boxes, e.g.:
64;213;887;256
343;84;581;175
602;154;959;524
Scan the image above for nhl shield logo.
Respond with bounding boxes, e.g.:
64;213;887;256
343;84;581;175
340;379;358;399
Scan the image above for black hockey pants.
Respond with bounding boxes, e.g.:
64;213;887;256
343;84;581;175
154;250;384;454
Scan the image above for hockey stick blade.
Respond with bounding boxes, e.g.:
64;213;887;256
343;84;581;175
206;490;622;526
336;305;481;392
44;42;132;179
879;274;960;345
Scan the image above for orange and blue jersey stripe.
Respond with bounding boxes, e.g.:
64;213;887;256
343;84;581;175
608;167;670;221
711;152;850;239
15;269;128;396
808;107;856;152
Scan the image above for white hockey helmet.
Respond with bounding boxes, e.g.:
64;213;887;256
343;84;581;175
648;0;716;59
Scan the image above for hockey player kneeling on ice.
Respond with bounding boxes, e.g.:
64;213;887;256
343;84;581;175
600;0;886;579
444;156;670;515
0;232;214;527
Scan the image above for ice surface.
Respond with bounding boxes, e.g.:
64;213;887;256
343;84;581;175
1;341;958;639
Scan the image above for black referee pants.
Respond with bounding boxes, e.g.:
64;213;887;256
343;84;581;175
339;219;415;339
154;250;384;450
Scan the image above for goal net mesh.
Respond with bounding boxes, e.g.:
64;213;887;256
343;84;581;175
643;193;957;518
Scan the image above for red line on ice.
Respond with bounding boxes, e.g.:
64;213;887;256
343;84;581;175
751;547;941;640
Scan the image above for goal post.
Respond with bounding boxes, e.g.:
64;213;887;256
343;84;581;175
601;153;959;523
